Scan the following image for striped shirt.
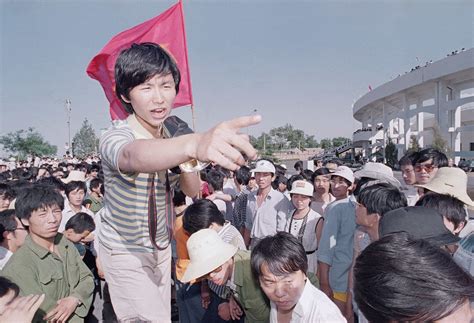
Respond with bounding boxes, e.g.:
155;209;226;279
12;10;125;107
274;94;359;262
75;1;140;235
99;114;178;253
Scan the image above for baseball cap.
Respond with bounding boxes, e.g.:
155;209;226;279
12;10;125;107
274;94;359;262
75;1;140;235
253;160;276;174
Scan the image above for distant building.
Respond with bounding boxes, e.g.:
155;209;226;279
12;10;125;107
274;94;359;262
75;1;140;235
352;48;474;163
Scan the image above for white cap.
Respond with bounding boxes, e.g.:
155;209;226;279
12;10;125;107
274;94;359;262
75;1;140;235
332;166;354;184
289;180;314;197
253;160;276;174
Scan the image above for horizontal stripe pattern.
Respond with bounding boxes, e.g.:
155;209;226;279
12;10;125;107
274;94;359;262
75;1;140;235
99;123;178;252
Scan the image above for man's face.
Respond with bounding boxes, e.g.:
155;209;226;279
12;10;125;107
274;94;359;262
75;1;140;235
122;73;177;135
24;205;62;241
11;217;28;250
414;159;438;184
400;164;416;185
278;182;287;192
258;263;306;312
0;194;12;211
208;258;233;286
330;175;350;200
52;170;64;179
248;177;257;190
90;170;98;179
355;202;379;228
255;172;274;190
64;229;91;243
313;175;331;195
68;188;85;208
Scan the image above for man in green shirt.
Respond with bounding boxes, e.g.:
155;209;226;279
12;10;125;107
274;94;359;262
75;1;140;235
2;185;94;322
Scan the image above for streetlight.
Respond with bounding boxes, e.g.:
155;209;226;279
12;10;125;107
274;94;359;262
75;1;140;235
65;99;72;156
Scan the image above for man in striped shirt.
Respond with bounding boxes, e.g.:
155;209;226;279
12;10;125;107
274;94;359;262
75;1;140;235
98;42;260;322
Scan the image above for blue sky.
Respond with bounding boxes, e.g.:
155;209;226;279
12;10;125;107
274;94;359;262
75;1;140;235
1;0;473;155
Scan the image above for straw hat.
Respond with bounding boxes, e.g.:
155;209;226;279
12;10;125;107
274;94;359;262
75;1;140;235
415;167;474;207
181;229;238;283
61;170;86;183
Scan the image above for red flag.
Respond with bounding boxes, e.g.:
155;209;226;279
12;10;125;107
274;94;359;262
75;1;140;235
86;2;193;120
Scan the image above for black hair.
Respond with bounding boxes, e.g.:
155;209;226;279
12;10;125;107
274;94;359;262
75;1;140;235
399;151;417;167
0;276;19;299
354;233;474;322
183;199;224;234
413;148;448;168
89;178;103;191
0;183;15;200
234;166;251;186
15;185;64;220
251;232;308;280
115;42;181;114
357;183;407;216
286;174;306;192
172;189;186;207
352;177;385;198
294;161;303;172
0;210;18;243
310;167;331;183
416;193;467;231
206;169;224;192
65;181;87;198
36;176;65;192
301;169;314;181
64;212;96;234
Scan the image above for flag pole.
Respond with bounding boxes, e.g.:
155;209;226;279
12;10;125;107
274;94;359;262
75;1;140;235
178;0;196;131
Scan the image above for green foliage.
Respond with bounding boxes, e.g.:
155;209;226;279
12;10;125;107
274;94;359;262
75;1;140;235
430;125;450;155
407;135;420;153
72;119;98;158
385;139;398;168
250;124;319;152
0;127;57;158
332;137;351;148
320;138;332;149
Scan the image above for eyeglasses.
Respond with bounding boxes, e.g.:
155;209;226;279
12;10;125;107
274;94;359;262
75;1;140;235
414;163;437;172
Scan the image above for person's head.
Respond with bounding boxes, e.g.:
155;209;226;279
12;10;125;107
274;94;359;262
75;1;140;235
353;162;401;198
115;43;181;131
294;161;303;173
416;193;467;235
311;167;332;196
356;183;407;231
65;181;87;208
172;189;187;208
286;174;305;192
354;233;474;323
63;212;95;243
36;176;65;194
0;184;14;212
379;206;460;248
253;159;276;191
248;174;257;191
206;169;224;193
289;180;313;211
182;228;238;285
234;166;251;187
330;166;354;200
414;148;448;184
0;277;19;314
89;178;103;195
15;185;64;241
276;176;288;193
183;199;225;234
399;152;417;185
88;165;100;179
0;210;28;252
251;232;308;312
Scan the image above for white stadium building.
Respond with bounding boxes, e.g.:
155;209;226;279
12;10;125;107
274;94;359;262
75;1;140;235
352;48;474;164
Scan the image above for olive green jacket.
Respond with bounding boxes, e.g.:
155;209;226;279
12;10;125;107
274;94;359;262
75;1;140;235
2;234;94;322
233;250;270;323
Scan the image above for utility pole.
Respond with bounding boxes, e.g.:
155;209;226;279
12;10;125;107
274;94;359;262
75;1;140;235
65;99;72;155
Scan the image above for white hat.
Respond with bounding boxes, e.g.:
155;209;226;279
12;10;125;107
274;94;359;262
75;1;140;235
280;164;287;170
354;162;400;188
181;229;238;283
332;166;355;184
289;180;314;197
61;170;86;183
253;160;276;174
416;167;474;207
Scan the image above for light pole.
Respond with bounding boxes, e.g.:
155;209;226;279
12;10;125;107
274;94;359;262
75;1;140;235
65;99;72;155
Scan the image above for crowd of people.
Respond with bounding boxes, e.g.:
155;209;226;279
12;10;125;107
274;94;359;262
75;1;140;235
0;42;473;323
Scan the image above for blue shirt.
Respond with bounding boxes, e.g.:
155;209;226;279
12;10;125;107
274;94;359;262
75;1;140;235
317;196;356;293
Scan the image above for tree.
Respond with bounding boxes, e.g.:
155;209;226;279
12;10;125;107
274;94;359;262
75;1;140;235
72;119;98;158
385;139;398;168
332;137;351;148
320;138;332;150
431;125;450;155
0;127;57;158
407;135;420;153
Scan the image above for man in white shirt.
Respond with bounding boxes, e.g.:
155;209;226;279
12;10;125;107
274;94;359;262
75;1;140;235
251;232;346;322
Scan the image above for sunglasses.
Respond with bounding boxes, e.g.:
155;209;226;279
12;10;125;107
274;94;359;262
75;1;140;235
414;163;437;172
